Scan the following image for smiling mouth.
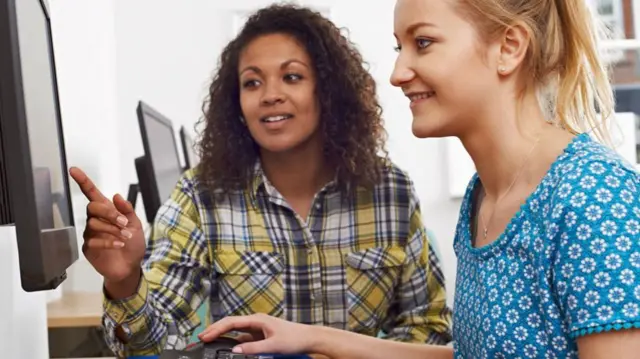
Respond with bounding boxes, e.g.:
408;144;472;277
408;91;435;103
261;114;293;123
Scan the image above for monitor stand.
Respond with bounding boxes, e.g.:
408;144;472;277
0;225;49;359
127;183;140;209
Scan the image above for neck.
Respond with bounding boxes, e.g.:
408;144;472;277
459;92;549;199
259;140;333;200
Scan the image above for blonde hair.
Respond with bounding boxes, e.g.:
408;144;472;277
456;0;615;144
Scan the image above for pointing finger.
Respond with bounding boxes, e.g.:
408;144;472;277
69;167;109;203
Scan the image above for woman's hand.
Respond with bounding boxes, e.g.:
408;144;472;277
69;167;146;298
198;313;318;356
199;313;449;359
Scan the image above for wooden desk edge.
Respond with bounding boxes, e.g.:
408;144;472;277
47;292;104;328
47;315;103;328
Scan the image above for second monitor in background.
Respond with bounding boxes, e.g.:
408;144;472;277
179;126;200;170
134;101;183;223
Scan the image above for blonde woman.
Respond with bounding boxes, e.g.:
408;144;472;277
200;0;640;358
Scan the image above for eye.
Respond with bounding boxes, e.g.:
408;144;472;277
393;45;401;52
284;73;302;82
242;79;260;88
415;37;432;50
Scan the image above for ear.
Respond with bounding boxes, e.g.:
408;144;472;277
496;22;530;76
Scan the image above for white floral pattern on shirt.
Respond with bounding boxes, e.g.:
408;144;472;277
452;134;640;358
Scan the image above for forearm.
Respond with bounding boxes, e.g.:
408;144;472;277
309;326;453;359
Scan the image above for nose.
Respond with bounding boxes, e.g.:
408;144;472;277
390;53;415;88
260;81;285;106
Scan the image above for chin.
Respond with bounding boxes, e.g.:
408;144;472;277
256;138;305;154
411;118;441;138
259;142;298;153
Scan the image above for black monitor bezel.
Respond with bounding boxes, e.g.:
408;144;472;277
179;125;195;169
0;0;77;291
136;101;181;220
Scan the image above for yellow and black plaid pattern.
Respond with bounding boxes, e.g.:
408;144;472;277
345;246;406;335
213;249;285;317
101;162;453;357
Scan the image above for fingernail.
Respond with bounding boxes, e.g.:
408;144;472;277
117;216;128;227
232;346;243;354
114;241;125;248
120;229;132;239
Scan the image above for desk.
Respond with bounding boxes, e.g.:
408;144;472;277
48;292;103;328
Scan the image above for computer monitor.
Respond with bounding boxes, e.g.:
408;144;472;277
179;126;200;169
0;0;78;291
135;101;183;222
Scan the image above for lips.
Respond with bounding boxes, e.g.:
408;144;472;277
260;114;293;123
407;91;435;103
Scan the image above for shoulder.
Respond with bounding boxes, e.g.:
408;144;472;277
378;160;415;188
371;160;419;203
546;134;640;235
164;167;218;211
177;167;200;192
169;167;206;202
549;135;640;206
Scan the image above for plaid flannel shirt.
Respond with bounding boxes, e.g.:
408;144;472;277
101;162;452;357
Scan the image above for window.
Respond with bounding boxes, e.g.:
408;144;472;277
591;0;640;167
595;0;626;38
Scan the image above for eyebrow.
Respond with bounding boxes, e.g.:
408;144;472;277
395;21;438;36
239;59;309;76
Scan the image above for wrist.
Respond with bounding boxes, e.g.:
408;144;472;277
307;325;338;356
104;269;141;300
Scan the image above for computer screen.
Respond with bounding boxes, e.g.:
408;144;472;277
0;0;78;291
136;101;183;220
180;126;200;169
17;0;72;229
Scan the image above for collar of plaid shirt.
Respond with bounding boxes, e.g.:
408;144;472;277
248;160;342;205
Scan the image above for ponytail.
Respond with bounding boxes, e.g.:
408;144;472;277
553;1;615;145
458;0;616;145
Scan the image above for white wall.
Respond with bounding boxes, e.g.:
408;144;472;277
0;228;49;359
113;0;234;225
50;0;120;295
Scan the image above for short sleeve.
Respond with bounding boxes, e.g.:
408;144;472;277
549;160;640;339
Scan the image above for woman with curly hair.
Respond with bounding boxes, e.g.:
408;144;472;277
68;4;452;357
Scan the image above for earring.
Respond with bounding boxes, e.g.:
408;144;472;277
239;116;246;125
498;66;507;73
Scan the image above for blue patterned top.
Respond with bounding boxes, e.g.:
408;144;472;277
452;133;640;358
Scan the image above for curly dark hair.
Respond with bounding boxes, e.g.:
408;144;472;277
195;3;388;194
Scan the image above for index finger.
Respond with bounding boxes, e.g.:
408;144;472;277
69;167;108;203
199;316;264;342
